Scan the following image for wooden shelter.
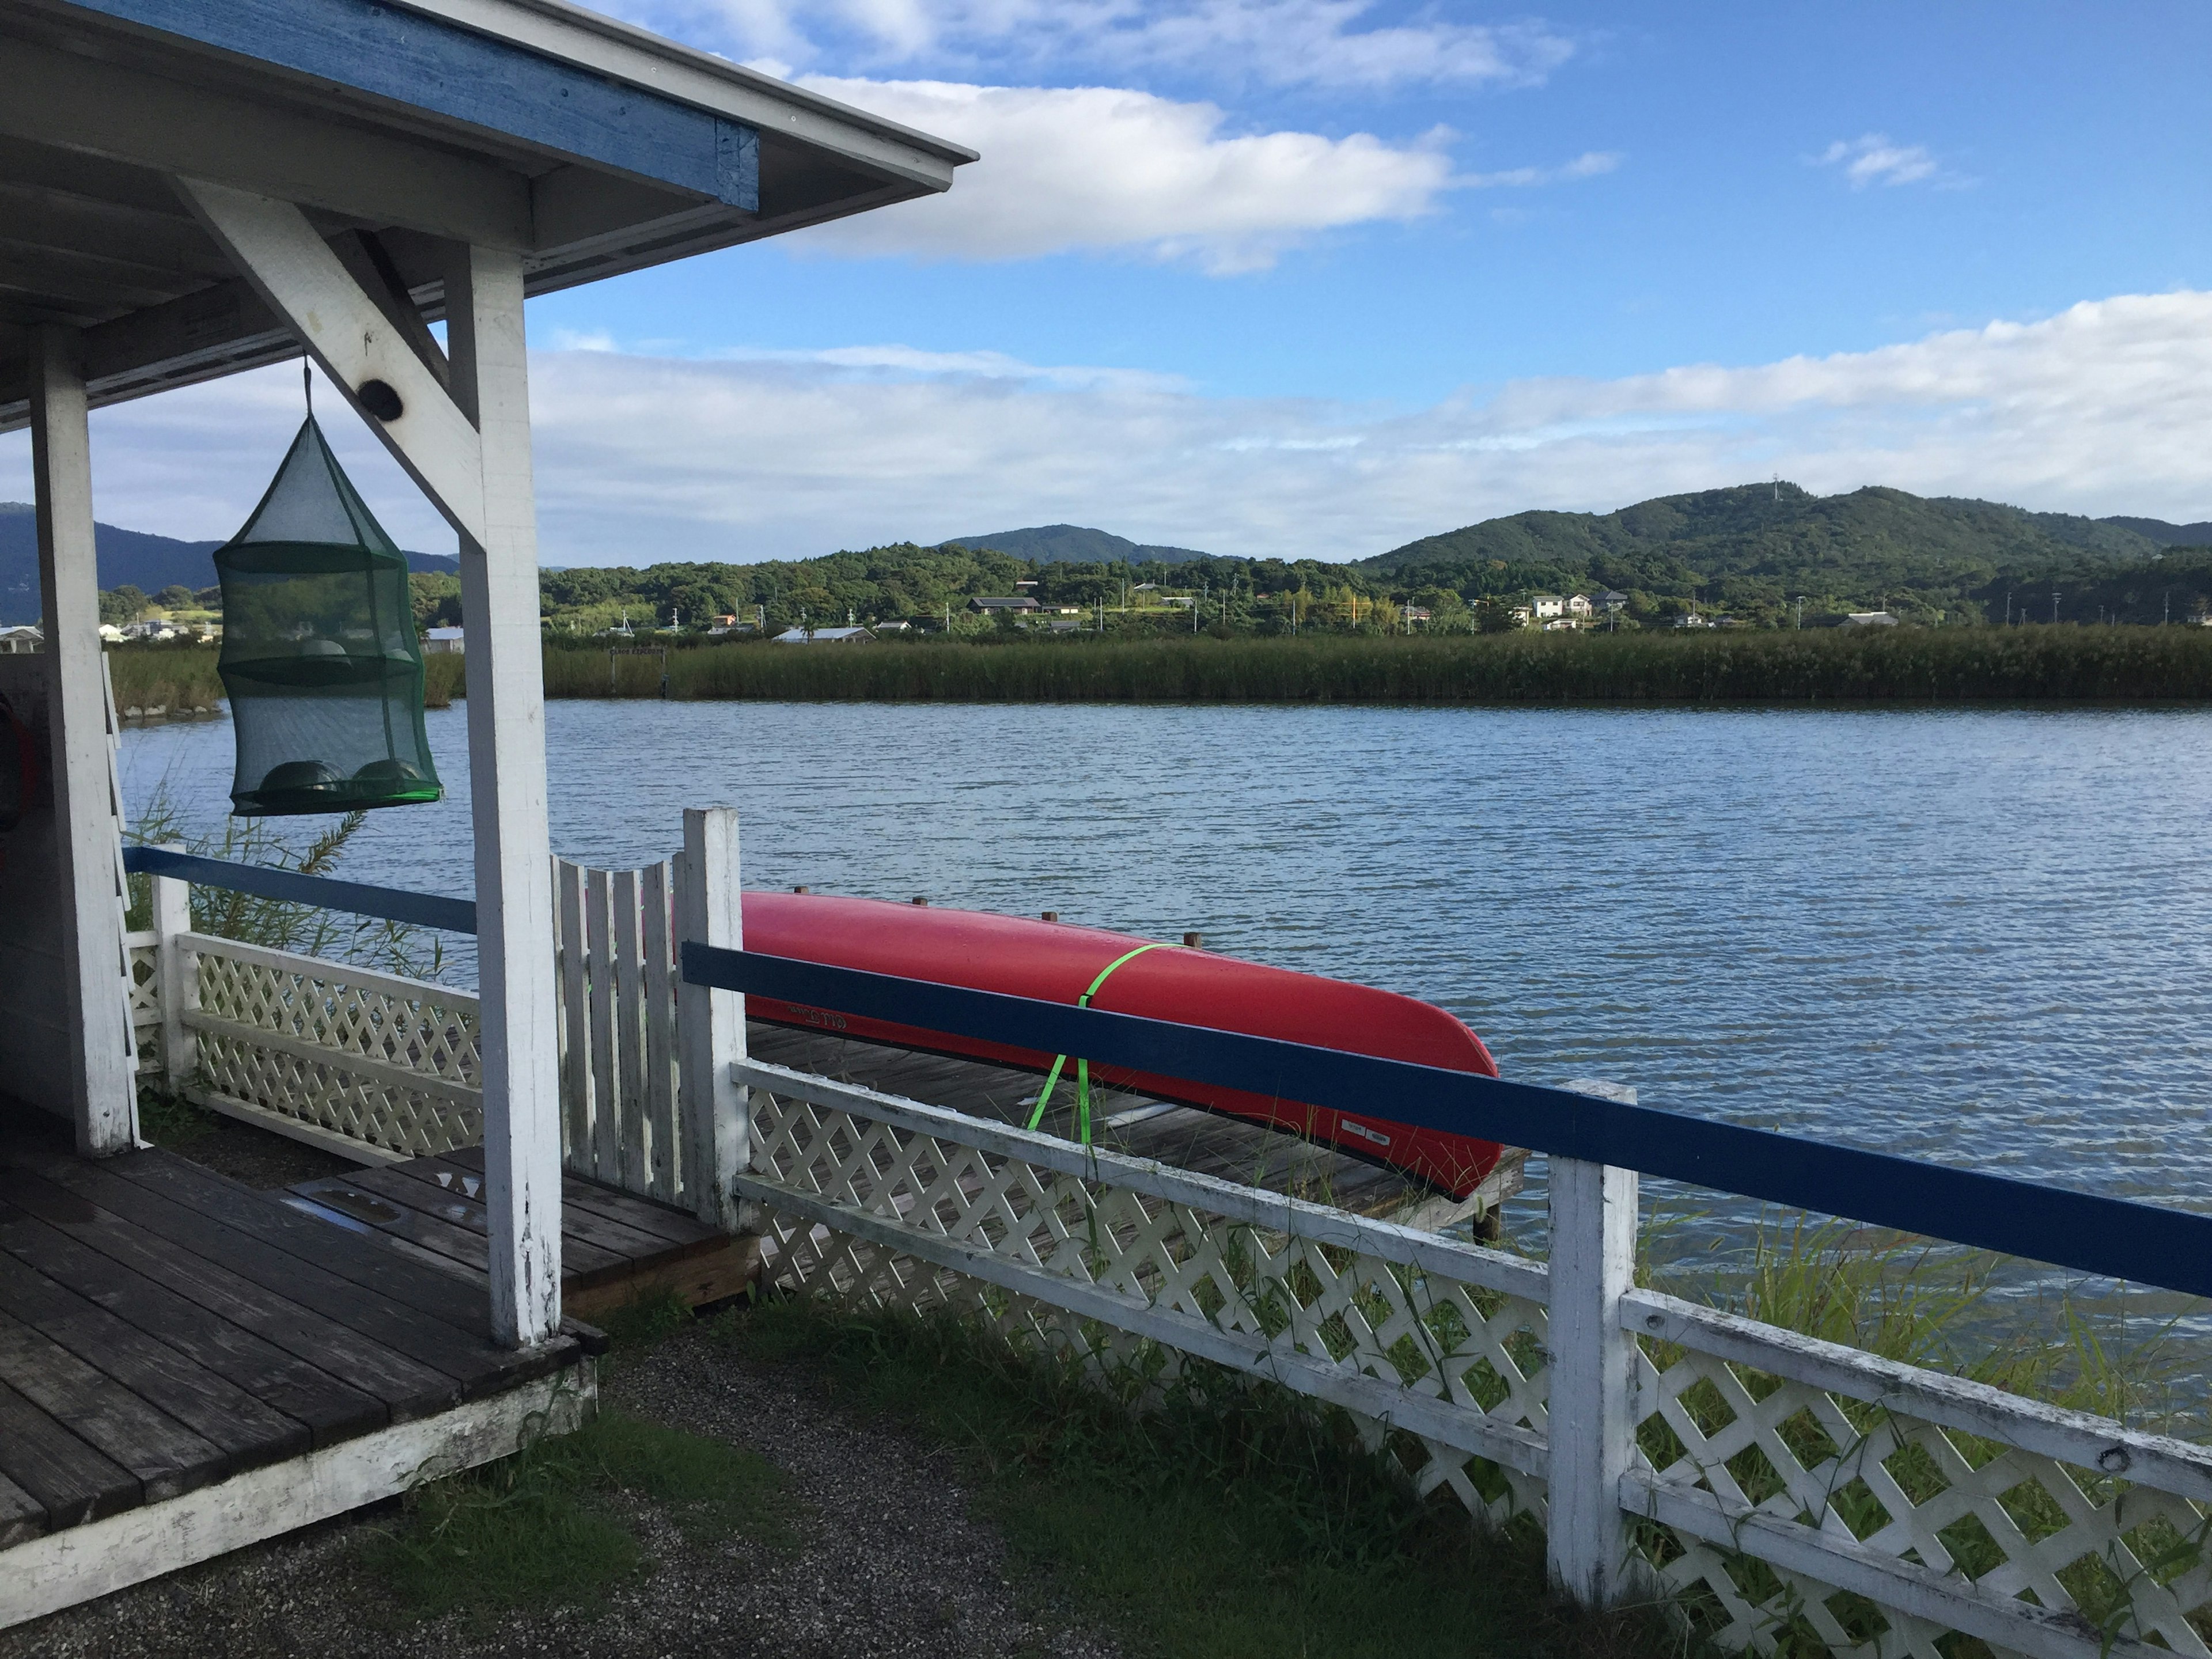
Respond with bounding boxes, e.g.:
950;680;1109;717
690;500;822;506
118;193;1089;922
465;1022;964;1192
0;0;968;1623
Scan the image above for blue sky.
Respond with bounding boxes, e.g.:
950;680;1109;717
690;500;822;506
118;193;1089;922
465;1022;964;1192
10;0;2212;563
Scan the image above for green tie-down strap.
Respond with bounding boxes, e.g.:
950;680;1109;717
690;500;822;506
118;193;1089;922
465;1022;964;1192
1025;941;1177;1144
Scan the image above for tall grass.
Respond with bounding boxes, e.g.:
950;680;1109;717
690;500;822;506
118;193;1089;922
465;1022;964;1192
126;781;444;980
103;645;464;710
107;643;222;711
546;627;2212;706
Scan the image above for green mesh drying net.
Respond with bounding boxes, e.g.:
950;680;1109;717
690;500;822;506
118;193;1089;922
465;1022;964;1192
215;416;444;816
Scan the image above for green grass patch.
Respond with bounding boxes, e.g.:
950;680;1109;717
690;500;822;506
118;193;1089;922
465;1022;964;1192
134;1087;216;1146
718;1296;1698;1659
363;1404;793;1624
596;1287;695;1354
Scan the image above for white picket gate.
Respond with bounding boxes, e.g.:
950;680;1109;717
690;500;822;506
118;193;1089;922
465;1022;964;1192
134;828;745;1221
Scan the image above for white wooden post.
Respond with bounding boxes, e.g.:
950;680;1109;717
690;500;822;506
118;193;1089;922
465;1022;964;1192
29;324;137;1157
446;244;563;1349
1546;1156;1639;1605
676;807;748;1230
150;843;194;1099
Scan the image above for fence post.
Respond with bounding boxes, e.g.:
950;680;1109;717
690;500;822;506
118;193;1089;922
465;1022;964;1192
676;807;747;1230
1546;1156;1639;1605
151;842;194;1100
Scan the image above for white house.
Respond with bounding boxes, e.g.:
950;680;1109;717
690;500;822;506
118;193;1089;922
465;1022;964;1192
0;625;41;653
1564;594;1594;619
422;626;465;653
1843;611;1899;627
1531;594;1566;619
774;626;876;644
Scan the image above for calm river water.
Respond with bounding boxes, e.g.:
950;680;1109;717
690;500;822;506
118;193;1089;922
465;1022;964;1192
122;702;2212;1308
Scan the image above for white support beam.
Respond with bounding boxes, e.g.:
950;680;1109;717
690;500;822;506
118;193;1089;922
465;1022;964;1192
677;806;748;1230
173;180;487;547
1545;1157;1639;1605
28;326;137;1156
446;243;563;1349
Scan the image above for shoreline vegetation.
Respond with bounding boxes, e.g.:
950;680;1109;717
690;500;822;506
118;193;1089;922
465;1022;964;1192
104;627;2212;712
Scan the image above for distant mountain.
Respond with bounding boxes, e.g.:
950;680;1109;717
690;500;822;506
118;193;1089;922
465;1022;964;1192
2098;515;2212;546
938;524;1208;565
0;502;459;623
1358;484;2186;605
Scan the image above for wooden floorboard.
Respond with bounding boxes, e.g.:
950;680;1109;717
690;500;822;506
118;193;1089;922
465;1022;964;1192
0;1246;309;1471
0;1305;224;1505
0;1168;453;1418
440;1146;721;1249
0;1118;586;1581
0;1373;136;1532
14;1153;551;1404
0;1199;383;1446
0;1468;41;1551
291;1155;757;1316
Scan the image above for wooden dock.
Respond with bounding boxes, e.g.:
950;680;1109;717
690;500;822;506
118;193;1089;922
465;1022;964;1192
0;1110;593;1629
744;1022;1526;1234
287;1145;760;1321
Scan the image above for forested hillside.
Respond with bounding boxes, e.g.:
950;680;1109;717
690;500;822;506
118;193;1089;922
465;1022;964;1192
1355;484;2198;623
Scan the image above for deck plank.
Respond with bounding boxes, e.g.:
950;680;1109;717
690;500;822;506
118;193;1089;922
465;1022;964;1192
0;1168;450;1419
16;1155;557;1402
80;1152;497;1330
0;1195;382;1446
380;1157;696;1263
0;1376;135;1530
0;1239;309;1469
315;1167;632;1277
439;1146;721;1249
0;1466;43;1550
0;1306;224;1503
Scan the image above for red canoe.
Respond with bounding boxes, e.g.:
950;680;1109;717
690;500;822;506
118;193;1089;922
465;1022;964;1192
740;892;1505;1199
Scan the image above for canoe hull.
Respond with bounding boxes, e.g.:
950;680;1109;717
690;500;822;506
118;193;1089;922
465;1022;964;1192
739;893;1505;1198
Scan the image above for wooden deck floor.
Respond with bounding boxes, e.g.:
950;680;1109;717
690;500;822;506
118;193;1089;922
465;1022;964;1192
287;1146;760;1321
0;1113;587;1556
745;1022;1527;1233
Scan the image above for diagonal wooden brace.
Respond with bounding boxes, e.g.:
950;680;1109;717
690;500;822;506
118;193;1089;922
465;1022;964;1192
172;177;486;544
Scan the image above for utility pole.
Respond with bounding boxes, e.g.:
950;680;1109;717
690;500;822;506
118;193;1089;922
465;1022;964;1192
1794;596;1803;630
2052;590;2061;626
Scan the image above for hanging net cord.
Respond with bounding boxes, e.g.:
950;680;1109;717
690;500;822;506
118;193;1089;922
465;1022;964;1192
1024;942;1180;1145
214;416;443;816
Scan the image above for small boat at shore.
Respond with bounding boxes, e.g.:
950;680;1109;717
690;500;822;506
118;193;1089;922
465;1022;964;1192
741;892;1506;1199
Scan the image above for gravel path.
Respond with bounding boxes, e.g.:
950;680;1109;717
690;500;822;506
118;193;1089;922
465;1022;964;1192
2;1324;1127;1659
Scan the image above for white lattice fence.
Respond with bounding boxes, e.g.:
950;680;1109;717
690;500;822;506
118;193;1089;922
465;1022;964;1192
180;932;484;1161
1625;1292;2212;1659
733;1054;2212;1659
126;931;161;1077
734;1058;1553;1524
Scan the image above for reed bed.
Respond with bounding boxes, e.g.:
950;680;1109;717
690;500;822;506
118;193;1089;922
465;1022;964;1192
546;627;2212;706
101;645;465;711
105;643;224;712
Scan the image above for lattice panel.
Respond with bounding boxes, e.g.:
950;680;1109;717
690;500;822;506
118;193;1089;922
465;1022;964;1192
190;944;483;1157
1636;1344;2212;1659
127;940;161;1075
749;1085;1551;1524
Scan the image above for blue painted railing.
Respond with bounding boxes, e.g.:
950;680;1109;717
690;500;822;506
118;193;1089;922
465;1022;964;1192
123;845;479;935
126;847;2212;1302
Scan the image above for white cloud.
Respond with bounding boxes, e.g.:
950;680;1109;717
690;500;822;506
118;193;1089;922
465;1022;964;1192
790;77;1456;271
1463;149;1620;189
628;0;1575;92
12;291;2212;566
1815;133;1945;190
